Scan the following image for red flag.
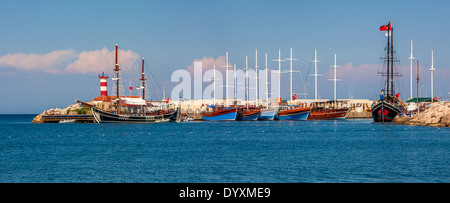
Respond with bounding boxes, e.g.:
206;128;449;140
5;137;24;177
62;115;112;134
379;22;391;31
395;92;400;100
166;98;170;103
293;93;297;100
434;96;437;101
129;86;133;90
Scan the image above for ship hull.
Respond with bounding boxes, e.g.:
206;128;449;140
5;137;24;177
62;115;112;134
202;108;237;121
91;107;177;123
371;101;401;122
308;108;350;119
276;107;310;120
259;108;279;120
237;110;261;121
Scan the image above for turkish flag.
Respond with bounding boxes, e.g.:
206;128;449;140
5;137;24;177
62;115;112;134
380;22;391;31
293;93;297;100
129;86;133;90
166;98;170;103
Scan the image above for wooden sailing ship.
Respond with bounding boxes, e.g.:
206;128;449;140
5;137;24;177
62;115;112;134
371;22;402;122
78;44;177;123
308;53;350;119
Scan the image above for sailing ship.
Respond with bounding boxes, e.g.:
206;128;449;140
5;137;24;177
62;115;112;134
258;52;279;120
276;105;311;120
78;44;177;123
202;105;237;121
236;53;261;121
259;106;279;120
237;106;261;121
308;105;350;119
274;48;311;120
201;55;238;121
371;22;402;122
308;53;351;119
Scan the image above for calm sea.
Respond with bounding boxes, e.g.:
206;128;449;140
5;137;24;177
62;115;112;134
0;114;448;183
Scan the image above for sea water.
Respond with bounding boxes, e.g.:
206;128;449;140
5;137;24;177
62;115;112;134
0;114;448;183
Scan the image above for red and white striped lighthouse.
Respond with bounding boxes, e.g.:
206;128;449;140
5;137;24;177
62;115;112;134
98;72;109;96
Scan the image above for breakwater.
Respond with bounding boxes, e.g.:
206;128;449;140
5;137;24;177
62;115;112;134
32;103;94;123
395;102;450;127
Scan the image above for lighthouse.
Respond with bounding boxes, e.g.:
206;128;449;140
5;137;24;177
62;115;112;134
98;72;109;96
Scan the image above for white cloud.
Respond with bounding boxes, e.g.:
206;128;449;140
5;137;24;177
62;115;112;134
0;50;77;73
65;47;140;74
0;47;140;75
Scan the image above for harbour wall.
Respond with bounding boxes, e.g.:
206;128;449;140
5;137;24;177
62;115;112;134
395;102;450;127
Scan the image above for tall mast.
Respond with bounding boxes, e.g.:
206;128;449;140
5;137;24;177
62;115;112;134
234;64;237;105
272;49;284;100
310;48;321;101
223;52;232;106
265;53;269;109
213;64;216;105
284;47;298;105
245;56;249;105
226;52;229;106
315;49;318;100
255;48;258;106
390;26;394;98
114;44;120;98
386;26;390;98
409;40;415;99
329;53;341;107
416;60;419;114
430;49;435;102
140;58;146;100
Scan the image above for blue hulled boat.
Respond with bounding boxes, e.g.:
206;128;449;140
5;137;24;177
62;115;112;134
258;107;279;120
202;106;237;121
275;106;310;120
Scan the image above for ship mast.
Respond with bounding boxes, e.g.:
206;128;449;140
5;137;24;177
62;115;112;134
265;53;269;109
114;44;121;98
416;60;420;114
273;49;284;101
255;48;258;107
409;40;415;99
329;53;341;107
140;58;146;100
310;48;321;101
245;56;249;107
430;49;435;102
213;64;216;105
223;52;232;106
390;26;394;99
284;47;298;105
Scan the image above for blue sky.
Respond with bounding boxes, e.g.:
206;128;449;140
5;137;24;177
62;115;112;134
1;0;449;113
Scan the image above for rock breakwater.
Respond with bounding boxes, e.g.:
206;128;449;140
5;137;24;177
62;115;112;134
395;102;450;127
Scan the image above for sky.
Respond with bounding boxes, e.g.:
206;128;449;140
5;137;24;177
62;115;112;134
1;0;449;113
